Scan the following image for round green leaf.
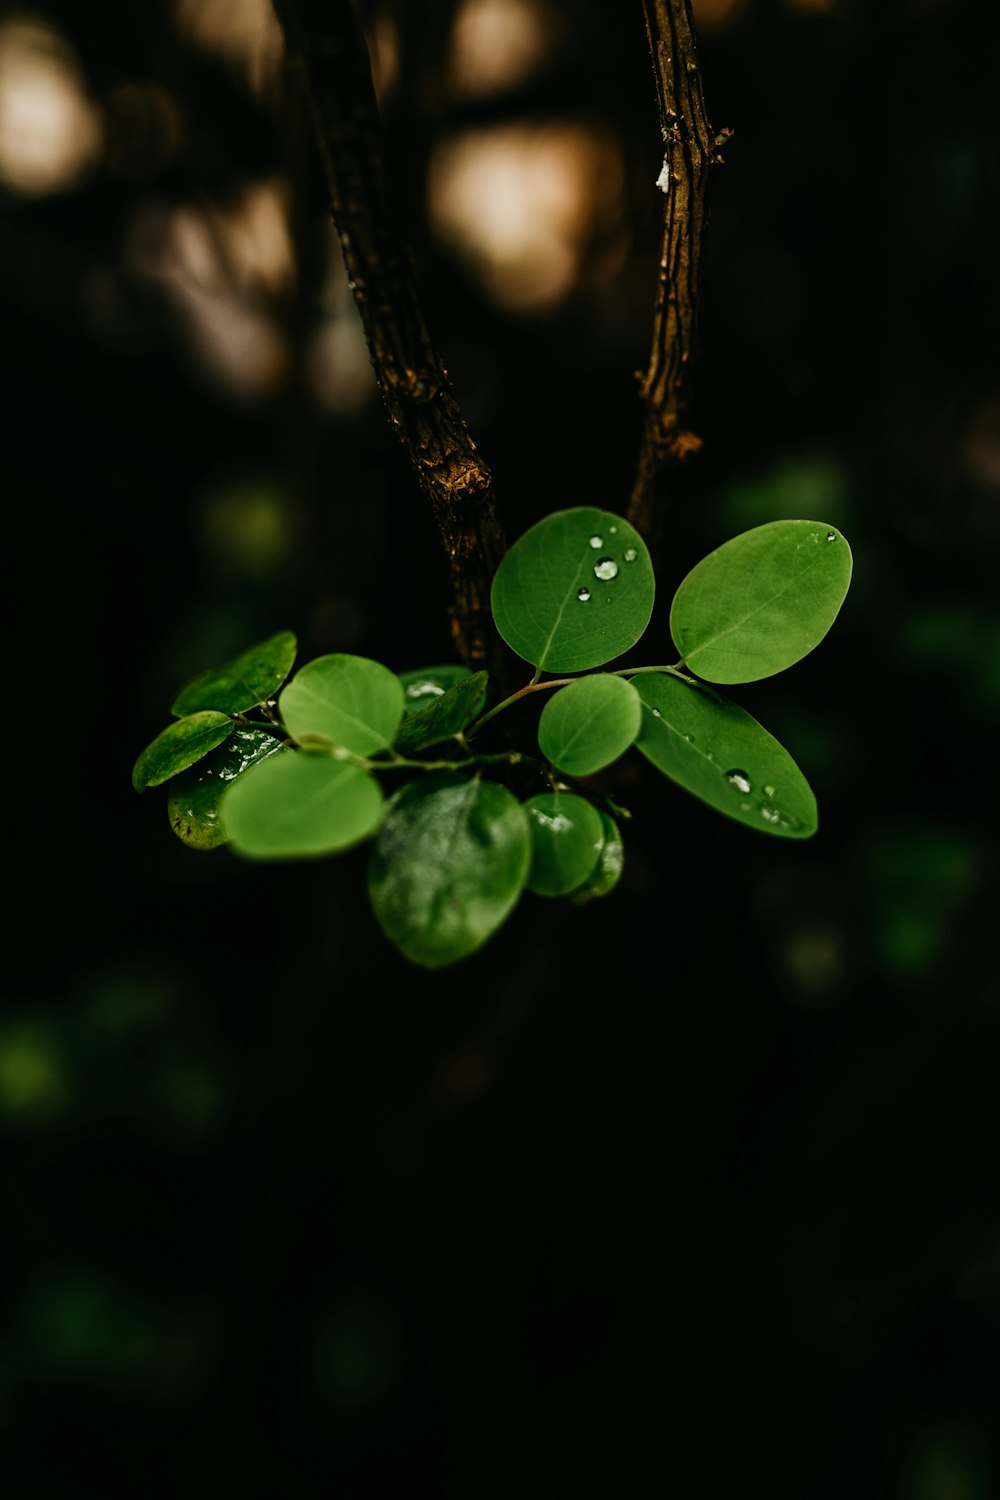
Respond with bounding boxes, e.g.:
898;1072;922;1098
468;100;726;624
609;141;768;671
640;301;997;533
569;811;625;902
220;750;383;859
279;654;404;755
633;673;817;838
491;508;655;672
368;775;531;967
537;674;642;777
171;631;297;716
398;664;471;715
524;791;604;896
670;520;852;683
166;729;288;850
132;712;234;793
394;672;489;754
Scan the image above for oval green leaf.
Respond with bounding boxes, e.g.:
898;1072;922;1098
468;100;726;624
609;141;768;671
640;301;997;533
279;654;404;755
633;674;817;838
569;811;625;903
524;791;604;896
398;664;471;715
538;674;642;777
132;712;234;793
368;775;531;968
220;750;383;859
394;672;489;754
171;630;298;716
670;520;852;683
491;508;655;672
167;729;288;850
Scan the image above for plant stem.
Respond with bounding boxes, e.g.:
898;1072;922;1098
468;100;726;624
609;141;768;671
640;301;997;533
465;662;698;738
269;0;505;669
231;715;293;744
465;676;577;738
629;0;724;536
611;662;699;686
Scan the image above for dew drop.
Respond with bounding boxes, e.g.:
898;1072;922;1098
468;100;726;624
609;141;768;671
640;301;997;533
406;681;445;702
623;547;638;563
740;801;752;812
594;557;619;581
683;733;694;743
725;769;752;794
651;707;662;718
577;587;591;602
609;525;617;534
706;751;715;761
763;785;775;798
589;534;603;549
760;805;802;831
826;530;836;542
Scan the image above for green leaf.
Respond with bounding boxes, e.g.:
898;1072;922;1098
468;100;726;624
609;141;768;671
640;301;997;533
220;750;384;859
279;654;404;755
491;508;655;672
633;673;817;838
132;712;234;793
171;631;297;716
394;672;489;754
670;520;852;683
537;674;642;776
524;791;604;896
569;811;625;903
166;729;287;850
368;775;531;967
398;664;471;715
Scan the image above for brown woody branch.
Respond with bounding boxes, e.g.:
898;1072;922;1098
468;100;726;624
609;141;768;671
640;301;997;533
629;0;726;536
270;0;505;668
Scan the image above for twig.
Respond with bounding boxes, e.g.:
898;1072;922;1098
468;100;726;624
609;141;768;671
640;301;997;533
629;0;726;536
270;0;505;668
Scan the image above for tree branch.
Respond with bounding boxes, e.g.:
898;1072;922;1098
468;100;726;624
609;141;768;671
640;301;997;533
270;0;505;668
628;0;726;536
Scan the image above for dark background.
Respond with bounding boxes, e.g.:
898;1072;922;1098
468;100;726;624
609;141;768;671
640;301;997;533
3;0;999;1494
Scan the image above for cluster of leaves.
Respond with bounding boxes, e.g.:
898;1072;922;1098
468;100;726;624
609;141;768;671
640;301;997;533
133;508;852;967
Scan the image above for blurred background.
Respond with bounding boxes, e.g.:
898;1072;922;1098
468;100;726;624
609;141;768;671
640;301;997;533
3;0;999;1494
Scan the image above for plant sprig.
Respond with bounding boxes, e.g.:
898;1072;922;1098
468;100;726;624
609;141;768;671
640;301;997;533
134;508;852;967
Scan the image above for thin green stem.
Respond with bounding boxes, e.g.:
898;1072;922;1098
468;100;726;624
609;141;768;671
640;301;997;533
464;675;576;738
373;751;501;772
231;714;292;744
465;662;698;738
610;662;699;687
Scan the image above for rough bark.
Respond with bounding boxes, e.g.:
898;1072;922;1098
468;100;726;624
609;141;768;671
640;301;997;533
629;0;726;536
270;0;505;668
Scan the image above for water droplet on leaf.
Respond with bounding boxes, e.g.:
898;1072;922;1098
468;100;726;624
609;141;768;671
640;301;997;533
594;557;619;581
651;707;662;718
577;587;591;602
760;805;802;830
763;785;775;798
725;769;752;794
536;812;571;832
623;547;638;563
826;530;836;542
589;535;603;549
406;681;444;701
